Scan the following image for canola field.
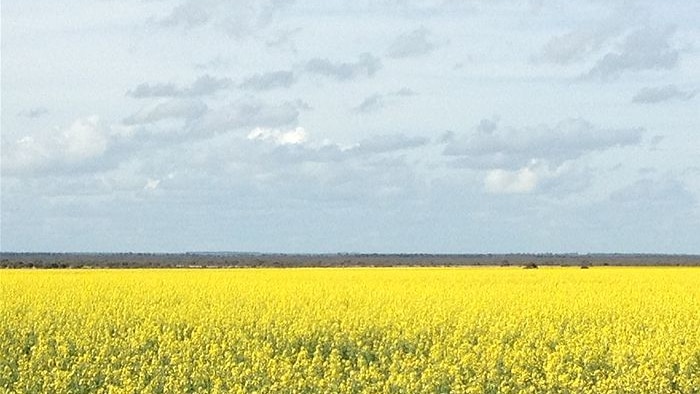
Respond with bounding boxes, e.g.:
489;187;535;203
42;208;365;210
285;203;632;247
1;267;699;393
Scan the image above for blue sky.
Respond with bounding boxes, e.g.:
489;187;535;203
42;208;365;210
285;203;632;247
1;0;699;253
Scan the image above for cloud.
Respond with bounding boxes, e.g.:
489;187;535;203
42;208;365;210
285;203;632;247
156;0;294;37
242;129;428;165
123;99;208;125
532;17;626;65
387;26;439;58
631;84;697;104
532;8;683;81
186;74;234;96
353;94;384;113
194;56;231;70
193;98;301;134
610;177;695;206
56;116;109;161
476;117;499;134
443;118;643;169
158;1;210;29
144;178;161;191
444;117;644;196
586;26;680;81
483;160;592;196
127;83;180;98
266;27;302;52
239;70;296;91
18;107;49;119
393;88;416;97
353;89;417;114
484;167;537;194
304;53;382;81
2;116;111;175
127;75;232;98
3;98;306;178
247;126;307;145
352;134;428;154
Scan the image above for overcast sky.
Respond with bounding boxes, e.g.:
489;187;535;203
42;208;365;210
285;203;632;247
2;0;699;253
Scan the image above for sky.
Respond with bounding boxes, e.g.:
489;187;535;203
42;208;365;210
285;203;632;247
1;0;699;253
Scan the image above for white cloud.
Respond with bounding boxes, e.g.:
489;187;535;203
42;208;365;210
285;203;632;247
3;116;110;175
62;116;109;160
247;127;307;145
483;160;590;196
485;167;538;194
144;178;161;190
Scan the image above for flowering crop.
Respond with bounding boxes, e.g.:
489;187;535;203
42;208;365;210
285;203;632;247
1;267;699;393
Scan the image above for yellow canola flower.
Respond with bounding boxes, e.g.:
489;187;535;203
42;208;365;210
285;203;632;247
1;267;699;393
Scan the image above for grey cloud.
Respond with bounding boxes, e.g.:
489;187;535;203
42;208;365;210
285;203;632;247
606;177;698;240
443;118;643;169
304;53;382;81
353;89;416;114
187;74;234;95
609;177;694;205
632;84;697;104
353;134;428;154
127;74;232;98
437;130;455;144
123;99;208;125
387;26;439;58
249;133;428;166
393;88;416;97
194;56;231;71
533;18;625;64
591;176;700;251
159;2;209;28
157;0;293;37
18;107;49;119
194;99;300;134
537;165;593;196
586;26;679;81
353;94;384;114
476;117;499;134
290;99;312;111
127;83;180;98
533;10;683;81
266;27;302;52
239;70;296;91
